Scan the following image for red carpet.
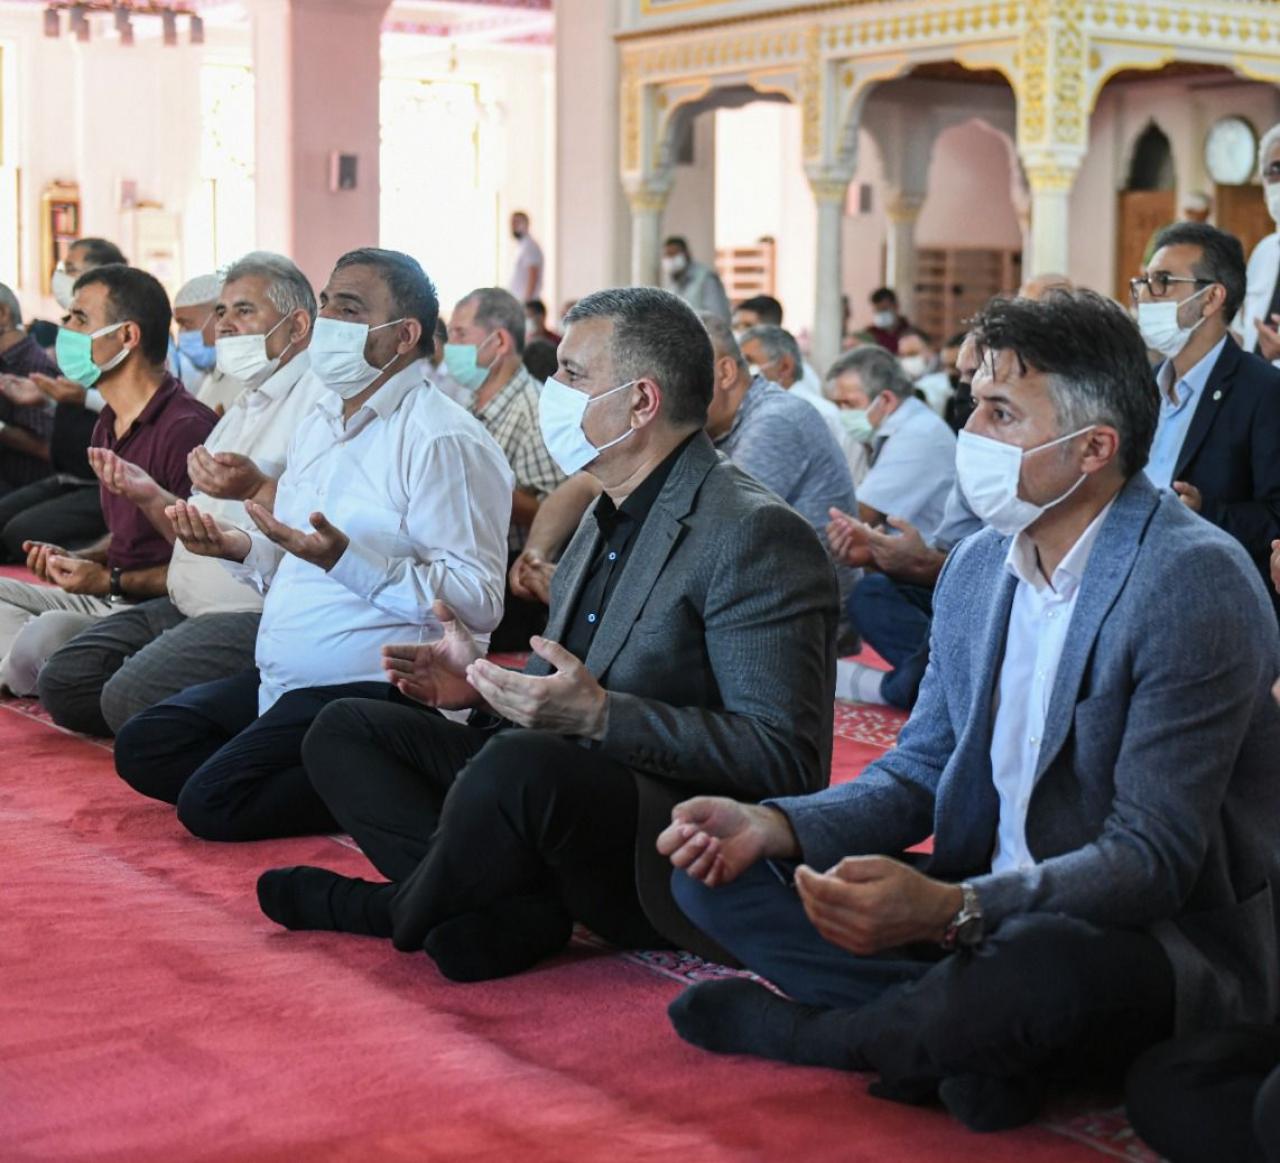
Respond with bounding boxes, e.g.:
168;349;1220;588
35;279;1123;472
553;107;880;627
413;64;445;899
0;594;1156;1159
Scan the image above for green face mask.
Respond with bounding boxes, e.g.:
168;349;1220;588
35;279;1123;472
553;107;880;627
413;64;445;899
55;322;127;388
838;407;875;444
442;331;498;392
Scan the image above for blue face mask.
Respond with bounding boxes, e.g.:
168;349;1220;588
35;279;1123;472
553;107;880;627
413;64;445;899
177;328;217;372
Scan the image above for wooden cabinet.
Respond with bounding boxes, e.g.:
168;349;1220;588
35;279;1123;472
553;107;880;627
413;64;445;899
913;246;1022;341
40;181;80;296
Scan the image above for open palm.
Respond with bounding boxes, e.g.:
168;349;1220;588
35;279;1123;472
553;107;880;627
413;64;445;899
382;601;483;710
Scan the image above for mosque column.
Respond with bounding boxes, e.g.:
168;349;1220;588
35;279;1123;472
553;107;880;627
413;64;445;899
1022;160;1080;277
883;188;924;320
626;178;672;288
808;170;853;378
247;0;393;289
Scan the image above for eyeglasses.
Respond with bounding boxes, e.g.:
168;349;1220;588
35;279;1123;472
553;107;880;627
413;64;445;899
1129;274;1214;301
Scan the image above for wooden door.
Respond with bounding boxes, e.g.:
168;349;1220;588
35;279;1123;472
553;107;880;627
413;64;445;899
1116;189;1176;300
1215;183;1273;262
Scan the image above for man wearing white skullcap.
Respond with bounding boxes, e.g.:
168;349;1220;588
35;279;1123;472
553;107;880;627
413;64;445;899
170;272;241;411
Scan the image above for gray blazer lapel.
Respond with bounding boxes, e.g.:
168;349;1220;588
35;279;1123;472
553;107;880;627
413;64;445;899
1035;476;1161;776
583;433;719;679
929;561;1016;875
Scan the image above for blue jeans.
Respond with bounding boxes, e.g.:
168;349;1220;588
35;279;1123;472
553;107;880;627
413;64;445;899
848;574;934;709
114;668;400;842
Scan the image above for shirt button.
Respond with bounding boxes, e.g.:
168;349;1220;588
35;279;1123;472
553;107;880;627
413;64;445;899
587;613;597;624
1029;736;1039;746
608;552;617;562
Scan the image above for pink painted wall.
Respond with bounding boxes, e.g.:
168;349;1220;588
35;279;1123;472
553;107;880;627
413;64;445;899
915;121;1021;249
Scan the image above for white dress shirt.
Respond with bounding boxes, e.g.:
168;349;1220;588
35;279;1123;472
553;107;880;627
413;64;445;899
857;395;957;539
226;364;514;714
988;499;1115;874
1143;336;1226;490
168;351;325;619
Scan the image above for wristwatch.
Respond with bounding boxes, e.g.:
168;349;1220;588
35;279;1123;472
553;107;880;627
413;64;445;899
108;566;125;604
941;882;984;950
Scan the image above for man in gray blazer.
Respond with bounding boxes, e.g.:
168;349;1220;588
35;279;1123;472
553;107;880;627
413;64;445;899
660;290;1280;1131
254;287;838;979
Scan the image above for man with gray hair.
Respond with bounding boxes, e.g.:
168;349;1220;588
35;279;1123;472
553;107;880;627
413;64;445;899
738;324;855;471
0;282;57;493
445;286;566;650
252;286;838;987
832;345;956;538
1235;122;1280;364
38;250;327;736
661;290;1280;1134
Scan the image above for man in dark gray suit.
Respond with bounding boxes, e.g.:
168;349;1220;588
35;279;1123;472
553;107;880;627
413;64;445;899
660;291;1280;1131
255;287;838;980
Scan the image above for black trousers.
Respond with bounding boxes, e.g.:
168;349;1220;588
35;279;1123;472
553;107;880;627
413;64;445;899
302;698;666;954
1126;1026;1280;1163
675;865;1176;1097
0;476;104;561
114;669;399;842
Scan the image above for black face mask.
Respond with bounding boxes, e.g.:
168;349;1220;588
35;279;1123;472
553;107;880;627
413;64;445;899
512;229;525;240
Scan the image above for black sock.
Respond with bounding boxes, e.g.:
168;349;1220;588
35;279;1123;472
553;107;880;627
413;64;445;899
423;894;573;982
668;979;866;1070
257;866;394;938
938;1073;1046;1132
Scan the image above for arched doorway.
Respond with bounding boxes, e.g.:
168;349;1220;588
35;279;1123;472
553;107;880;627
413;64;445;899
1115;121;1176;298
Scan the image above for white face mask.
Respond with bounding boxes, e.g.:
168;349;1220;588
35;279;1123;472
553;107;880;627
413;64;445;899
873;310;896;330
215;314;292;389
52;268;76;311
1266;182;1280;226
1136;284;1210;359
900;354;929;381
955;425;1095;537
661;254;687;278
310;315;405;399
537;377;636;476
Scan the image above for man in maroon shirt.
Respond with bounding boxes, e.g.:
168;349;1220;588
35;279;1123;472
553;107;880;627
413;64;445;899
0;264;215;695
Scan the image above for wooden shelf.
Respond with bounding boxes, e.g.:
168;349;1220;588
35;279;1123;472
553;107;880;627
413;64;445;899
715;239;776;303
40;181;81;297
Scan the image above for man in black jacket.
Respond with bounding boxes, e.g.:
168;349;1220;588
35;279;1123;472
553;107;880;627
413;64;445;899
1134;222;1280;612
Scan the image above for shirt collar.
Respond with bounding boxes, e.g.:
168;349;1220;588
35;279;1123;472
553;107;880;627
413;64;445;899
594;430;698;532
98;373;184;432
716;374;767;448
315;360;424;430
1156;334;1227;409
1004;496;1117;597
475;364;534;421
877;393;922;438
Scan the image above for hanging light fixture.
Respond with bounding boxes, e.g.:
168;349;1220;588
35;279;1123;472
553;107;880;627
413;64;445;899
41;3;205;47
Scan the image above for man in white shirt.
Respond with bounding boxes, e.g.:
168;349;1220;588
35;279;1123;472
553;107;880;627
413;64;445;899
843;345;957;537
37;251;325;737
657;290;1280;1134
112;248;514;844
1233;124;1280;363
508;211;544;303
169;273;228;407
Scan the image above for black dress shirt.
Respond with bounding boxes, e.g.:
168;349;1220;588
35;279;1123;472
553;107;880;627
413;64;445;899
561;434;696;662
